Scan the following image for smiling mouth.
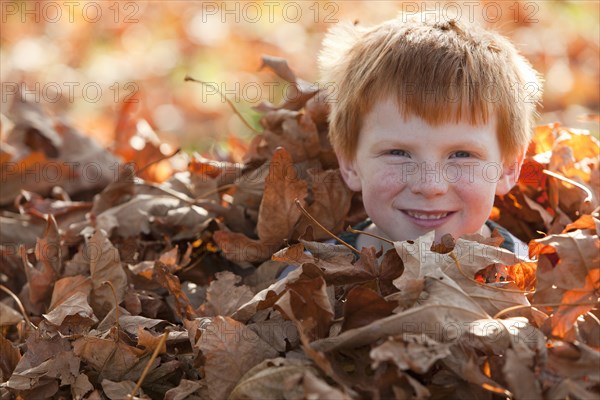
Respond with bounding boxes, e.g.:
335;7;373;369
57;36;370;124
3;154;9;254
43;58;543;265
403;210;454;220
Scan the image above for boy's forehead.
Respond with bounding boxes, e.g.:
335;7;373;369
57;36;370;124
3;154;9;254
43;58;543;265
362;96;498;130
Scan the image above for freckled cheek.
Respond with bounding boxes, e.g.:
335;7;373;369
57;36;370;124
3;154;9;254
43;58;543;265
359;169;404;213
453;174;495;200
444;163;497;203
363;167;409;195
448;164;495;187
452;169;497;214
438;164;465;185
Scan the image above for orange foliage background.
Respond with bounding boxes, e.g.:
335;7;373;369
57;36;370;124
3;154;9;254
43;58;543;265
1;1;599;157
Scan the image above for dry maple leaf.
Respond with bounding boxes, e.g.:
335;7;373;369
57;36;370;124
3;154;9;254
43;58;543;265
49;274;92;311
256;147;308;244
87;229;128;319
229;357;315;400
261;109;321;163
231;263;320;323
258;55;319;111
212;230;281;265
42;291;98;333
443;238;532;315
164;379;202;400
391;231;530;316
274;273;334;341
4;96;119;203
0;334;21;382
311;304;488;353
153;261;197;320
546;340;600;391
272;242;371;284
198;271;254;316
502;348;543;399
370;333;452;374
101;378;141;400
531;225;600;338
295;168;353;241
341;286;397;332
191;316;278;400
72;335;145;382
5;330;73;395
293;369;353;400
214;147;312;264
21;215;61;306
2;48;600;400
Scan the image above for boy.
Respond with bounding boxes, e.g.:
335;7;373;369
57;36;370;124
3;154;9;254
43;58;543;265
319;13;542;256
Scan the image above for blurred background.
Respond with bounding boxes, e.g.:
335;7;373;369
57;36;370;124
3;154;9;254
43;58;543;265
1;0;599;160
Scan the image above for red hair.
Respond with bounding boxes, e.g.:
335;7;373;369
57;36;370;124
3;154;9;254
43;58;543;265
319;14;543;164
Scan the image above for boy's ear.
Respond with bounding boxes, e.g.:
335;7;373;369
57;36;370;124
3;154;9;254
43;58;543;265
495;150;525;196
338;155;362;192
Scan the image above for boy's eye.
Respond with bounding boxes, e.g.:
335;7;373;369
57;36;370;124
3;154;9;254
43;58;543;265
389;149;409;157
451;151;471;158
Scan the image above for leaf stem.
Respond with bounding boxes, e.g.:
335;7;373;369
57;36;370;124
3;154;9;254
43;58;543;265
139;182;196;203
102;280;120;336
0;284;37;330
136;147;181;175
128;330;169;399
294;199;359;254
196;183;236;200
185;75;260;134
493;301;599;319
542;169;593;202
346;226;394;245
585;310;600;327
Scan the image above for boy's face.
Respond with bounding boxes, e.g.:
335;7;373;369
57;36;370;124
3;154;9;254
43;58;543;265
338;97;522;243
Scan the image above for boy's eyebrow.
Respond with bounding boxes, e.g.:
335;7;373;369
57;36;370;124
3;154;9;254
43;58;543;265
373;140;490;153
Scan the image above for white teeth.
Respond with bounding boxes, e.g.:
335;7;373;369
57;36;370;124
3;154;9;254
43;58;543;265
406;211;449;220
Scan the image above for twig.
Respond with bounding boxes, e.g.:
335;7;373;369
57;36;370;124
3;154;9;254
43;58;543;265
585;310;600;327
448;252;535;294
137;181;230;214
128;330;169;399
346;226;394;245
102;281;120;336
543;169;594;202
0;284;37;330
294;199;359;254
136;147;181;175
493;301;599;319
185;75;260;134
182;253;206;273
196;183;236;200
481;383;513;398
98;281;122;378
139;181;197;204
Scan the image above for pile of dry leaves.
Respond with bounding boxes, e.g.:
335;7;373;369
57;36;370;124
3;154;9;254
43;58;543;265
1;57;599;399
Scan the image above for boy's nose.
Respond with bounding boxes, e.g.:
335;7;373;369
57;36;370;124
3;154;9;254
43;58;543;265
409;163;449;197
